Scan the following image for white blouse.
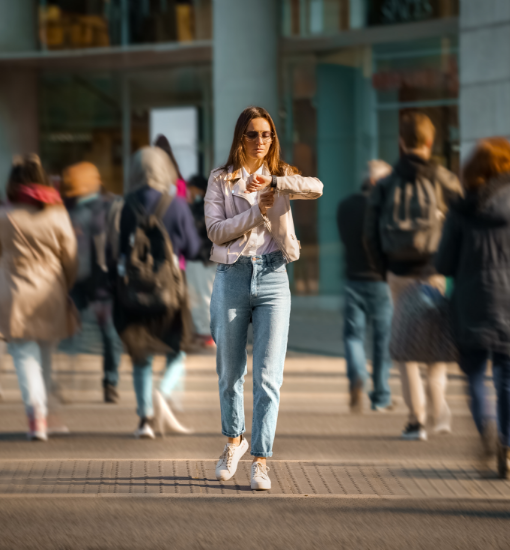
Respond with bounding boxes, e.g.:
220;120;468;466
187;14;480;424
241;165;279;257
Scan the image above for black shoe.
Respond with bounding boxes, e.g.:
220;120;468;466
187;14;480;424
401;422;427;441
497;441;509;479
104;383;120;404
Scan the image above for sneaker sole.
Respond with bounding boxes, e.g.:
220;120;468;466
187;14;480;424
251;481;271;490
401;434;427;441
215;440;249;481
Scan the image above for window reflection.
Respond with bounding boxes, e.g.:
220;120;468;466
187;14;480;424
38;0;212;50
282;0;459;37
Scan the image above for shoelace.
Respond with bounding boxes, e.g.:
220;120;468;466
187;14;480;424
219;445;236;469
252;463;270;478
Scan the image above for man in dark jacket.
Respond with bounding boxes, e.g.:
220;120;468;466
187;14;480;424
337;160;393;413
364;112;462;441
62;162;122;404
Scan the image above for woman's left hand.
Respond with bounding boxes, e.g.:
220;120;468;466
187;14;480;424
245;175;271;194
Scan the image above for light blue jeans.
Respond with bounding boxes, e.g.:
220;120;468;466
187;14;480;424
211;250;291;457
133;351;186;418
8;340;53;419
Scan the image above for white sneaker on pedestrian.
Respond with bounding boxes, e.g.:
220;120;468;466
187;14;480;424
251;462;271;491
134;418;155;439
215;435;249;481
433;405;452;434
401;422;427;441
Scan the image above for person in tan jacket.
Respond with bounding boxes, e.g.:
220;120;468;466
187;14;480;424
0;155;77;441
205;106;323;490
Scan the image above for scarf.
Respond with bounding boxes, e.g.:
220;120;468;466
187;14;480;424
14;184;63;206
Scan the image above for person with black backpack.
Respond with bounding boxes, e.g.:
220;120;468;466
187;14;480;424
114;146;200;439
364;112;462;441
62;162;123;404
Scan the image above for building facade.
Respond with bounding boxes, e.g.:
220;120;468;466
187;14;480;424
0;0;504;301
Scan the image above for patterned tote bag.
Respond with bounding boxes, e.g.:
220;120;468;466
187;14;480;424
390;282;458;363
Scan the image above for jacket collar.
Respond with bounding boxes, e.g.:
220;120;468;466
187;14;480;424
395;153;435;181
225;164;269;182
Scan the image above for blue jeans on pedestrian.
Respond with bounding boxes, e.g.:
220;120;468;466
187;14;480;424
133;351;186;418
70;289;121;388
343;280;393;409
210;250;291;458
459;349;509;446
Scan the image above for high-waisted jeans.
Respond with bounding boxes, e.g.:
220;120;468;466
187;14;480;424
210;250;291;458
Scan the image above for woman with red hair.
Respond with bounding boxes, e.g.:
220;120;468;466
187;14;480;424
436;137;510;478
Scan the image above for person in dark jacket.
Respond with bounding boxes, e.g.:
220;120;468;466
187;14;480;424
117;147;200;439
337;160;393;412
364;112;463;441
185;174;216;349
62;162;122;404
436;137;510;478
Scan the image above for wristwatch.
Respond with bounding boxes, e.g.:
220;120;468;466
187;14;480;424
270;175;277;189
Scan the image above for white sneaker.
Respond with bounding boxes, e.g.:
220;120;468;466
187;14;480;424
215;436;249;481
28;431;48;442
433;422;452;435
251;462;271;491
401;423;427;441
134;419;155;439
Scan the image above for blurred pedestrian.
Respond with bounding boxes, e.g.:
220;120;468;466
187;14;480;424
0;154;77;440
364;112;462;441
436;137;510;478
114;146;200;439
62;162;123;404
186;174;216;349
337;160;393;413
205;106;323;490
154;134;188;270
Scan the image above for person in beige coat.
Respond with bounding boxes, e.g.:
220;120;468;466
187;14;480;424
0;154;77;441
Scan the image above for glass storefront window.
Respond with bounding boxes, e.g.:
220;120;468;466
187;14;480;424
39;65;212;195
282;0;459;37
282;35;459;296
38;0;212;50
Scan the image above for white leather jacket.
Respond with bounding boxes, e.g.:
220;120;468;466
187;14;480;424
205;165;323;264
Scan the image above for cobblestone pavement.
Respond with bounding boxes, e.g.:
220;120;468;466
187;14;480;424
1;346;509;549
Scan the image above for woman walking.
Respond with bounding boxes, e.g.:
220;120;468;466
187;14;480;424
205;106;323;490
436;137;510;477
115;147;200;439
0;155;77;440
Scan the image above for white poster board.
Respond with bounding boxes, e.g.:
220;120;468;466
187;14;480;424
150;106;198;181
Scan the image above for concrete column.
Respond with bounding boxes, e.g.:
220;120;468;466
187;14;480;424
460;0;510;158
0;0;38;193
213;0;279;166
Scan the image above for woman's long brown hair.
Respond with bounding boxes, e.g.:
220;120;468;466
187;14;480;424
221;106;300;177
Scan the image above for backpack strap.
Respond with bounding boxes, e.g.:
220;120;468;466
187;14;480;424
125;193;147;223
153;193;173;223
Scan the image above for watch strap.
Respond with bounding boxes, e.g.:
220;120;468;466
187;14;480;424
271;175;277;189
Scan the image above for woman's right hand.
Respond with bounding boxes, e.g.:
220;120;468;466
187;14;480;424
259;189;275;215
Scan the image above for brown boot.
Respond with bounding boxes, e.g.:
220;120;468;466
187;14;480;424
349;382;363;414
497;441;509;479
104;383;120;404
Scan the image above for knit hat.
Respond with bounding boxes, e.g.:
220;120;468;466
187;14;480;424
61;162;102;198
